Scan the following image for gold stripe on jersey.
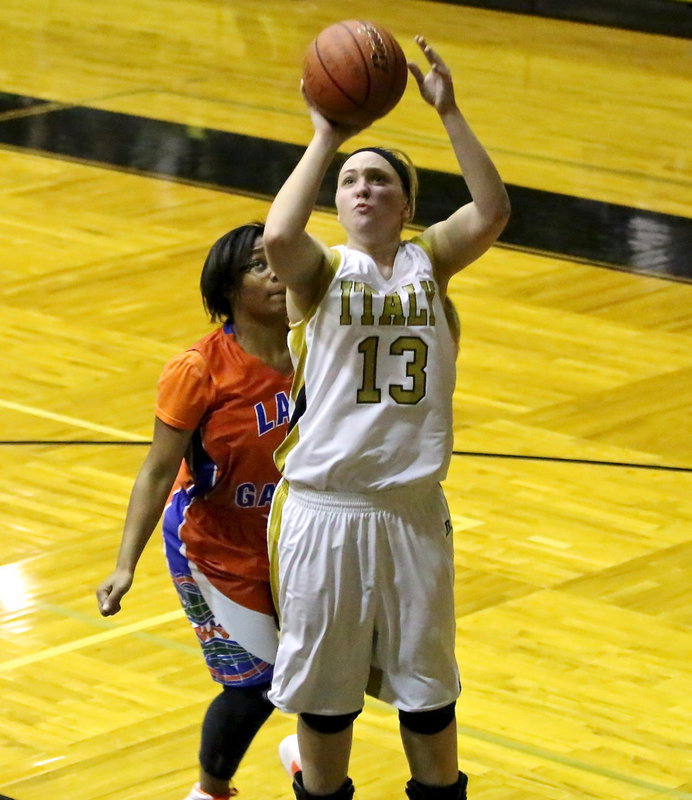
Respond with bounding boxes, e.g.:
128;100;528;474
273;322;305;473
298;247;342;327
273;249;342;474
267;478;289;618
273;314;308;473
411;237;439;326
410;236;444;324
410;234;434;262
409;235;460;347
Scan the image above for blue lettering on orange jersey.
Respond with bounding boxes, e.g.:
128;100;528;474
254;391;290;436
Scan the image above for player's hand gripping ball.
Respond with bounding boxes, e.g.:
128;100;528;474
302;20;408;126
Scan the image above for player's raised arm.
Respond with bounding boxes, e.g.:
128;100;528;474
264;99;367;319
410;36;510;286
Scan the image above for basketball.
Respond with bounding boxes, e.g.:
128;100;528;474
302;20;408;127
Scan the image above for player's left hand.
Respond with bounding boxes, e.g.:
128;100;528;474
96;568;134;616
407;35;457;115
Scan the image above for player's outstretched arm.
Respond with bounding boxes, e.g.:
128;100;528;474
409;36;510;286
264;97;366;318
96;418;192;616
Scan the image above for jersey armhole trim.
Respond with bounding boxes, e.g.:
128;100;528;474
288;248;341;332
409;235;436;266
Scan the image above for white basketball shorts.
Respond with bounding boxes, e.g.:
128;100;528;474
267;480;460;715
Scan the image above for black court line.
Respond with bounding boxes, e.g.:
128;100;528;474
452;450;692;473
0;441;150;446
437;0;692;39
0;95;690;281
1;441;690;473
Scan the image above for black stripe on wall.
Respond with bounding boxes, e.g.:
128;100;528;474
0;91;50;114
438;0;692;39
0;99;690;280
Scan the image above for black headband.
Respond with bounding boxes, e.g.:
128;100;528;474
346;147;411;198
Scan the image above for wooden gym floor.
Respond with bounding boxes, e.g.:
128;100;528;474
0;1;691;799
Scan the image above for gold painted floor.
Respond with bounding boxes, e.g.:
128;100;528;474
1;0;691;798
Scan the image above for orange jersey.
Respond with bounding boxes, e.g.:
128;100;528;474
157;323;292;615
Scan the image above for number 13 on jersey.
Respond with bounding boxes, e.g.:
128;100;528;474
357;335;428;405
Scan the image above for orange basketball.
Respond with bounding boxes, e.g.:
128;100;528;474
302;20;408;127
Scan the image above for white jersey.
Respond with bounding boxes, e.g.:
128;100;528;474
275;238;457;492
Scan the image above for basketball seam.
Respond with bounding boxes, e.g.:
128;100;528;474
339;19;372;110
310;41;360;109
324;20;371;108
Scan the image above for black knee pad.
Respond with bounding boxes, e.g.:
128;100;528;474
398;702;456;735
405;772;468;800
299;709;362;734
199;683;274;780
